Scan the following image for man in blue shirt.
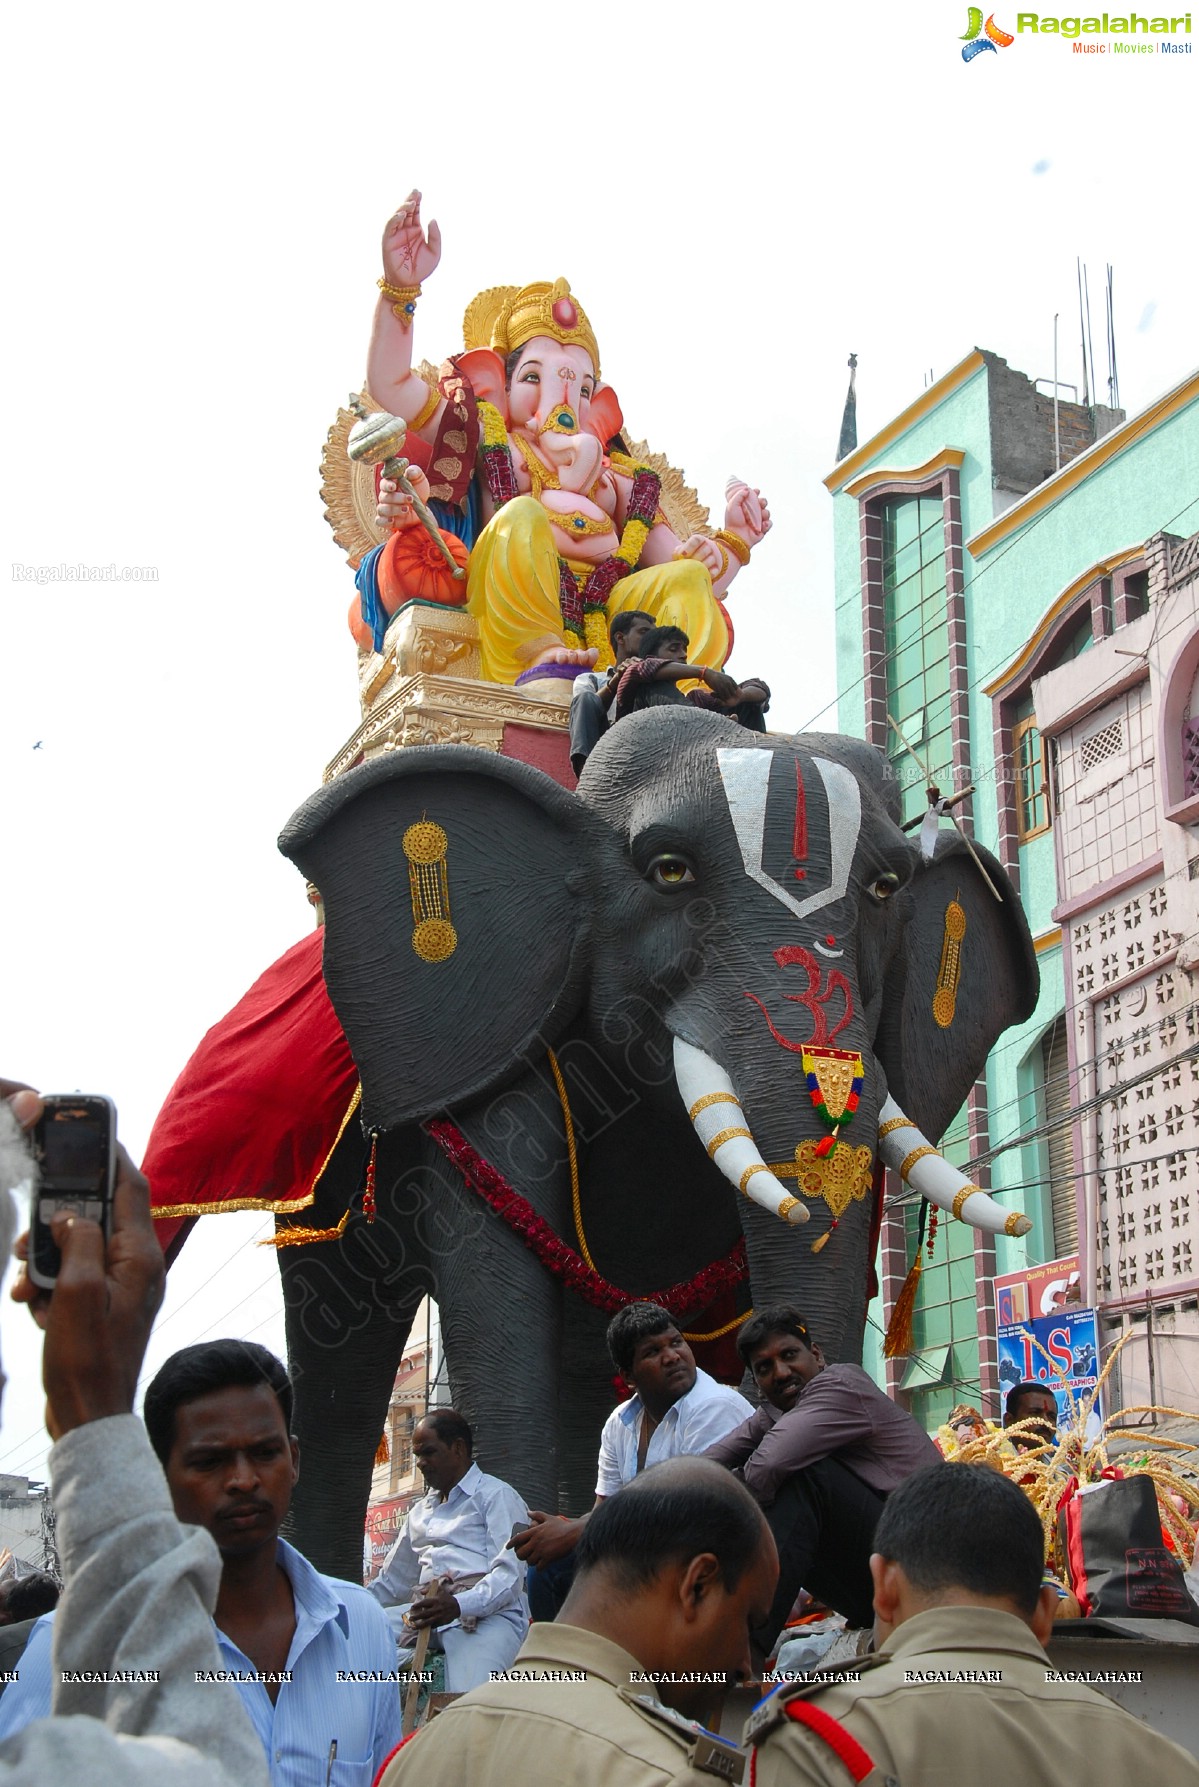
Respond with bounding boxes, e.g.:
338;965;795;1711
0;1340;401;1786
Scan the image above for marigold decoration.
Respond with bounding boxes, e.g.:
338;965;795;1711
475;405;661;662
425;1116;748;1319
375;1430;391;1468
477;401;518;506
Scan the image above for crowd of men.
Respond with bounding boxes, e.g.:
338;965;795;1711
0;1080;1196;1785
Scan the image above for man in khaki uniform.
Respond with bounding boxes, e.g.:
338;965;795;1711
747;1462;1199;1786
378;1456;778;1786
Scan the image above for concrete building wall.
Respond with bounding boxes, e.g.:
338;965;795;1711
828;351;1198;1424
1034;531;1199;1414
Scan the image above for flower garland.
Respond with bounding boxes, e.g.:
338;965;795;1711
425;1116;748;1318
476;400;660;662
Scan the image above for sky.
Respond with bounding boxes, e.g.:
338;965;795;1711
1;1;1195;1488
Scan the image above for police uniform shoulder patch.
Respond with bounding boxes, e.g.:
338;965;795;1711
744;1686;898;1786
620;1691;746;1782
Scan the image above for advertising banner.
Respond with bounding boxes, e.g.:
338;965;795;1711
363;1493;418;1583
995;1256;1102;1439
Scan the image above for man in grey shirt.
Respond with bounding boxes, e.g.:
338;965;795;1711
0;1079;269;1787
705;1305;937;1655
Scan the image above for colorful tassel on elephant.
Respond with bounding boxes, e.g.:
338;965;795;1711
883;1249;923;1358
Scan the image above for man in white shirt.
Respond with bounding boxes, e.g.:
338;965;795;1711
513;1301;753;1619
368;1410;529;1691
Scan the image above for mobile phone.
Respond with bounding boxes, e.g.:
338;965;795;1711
29;1095;117;1290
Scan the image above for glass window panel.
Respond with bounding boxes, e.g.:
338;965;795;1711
891;539;921;589
918;494;945;538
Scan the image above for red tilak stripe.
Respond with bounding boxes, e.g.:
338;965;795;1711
784;1701;876;1781
793;760;808;864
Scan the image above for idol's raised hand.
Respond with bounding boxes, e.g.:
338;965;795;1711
382;190;443;287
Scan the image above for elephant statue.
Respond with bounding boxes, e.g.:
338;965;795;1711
269;707;1037;1580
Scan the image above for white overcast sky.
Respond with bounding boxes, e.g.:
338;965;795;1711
2;2;1195;1485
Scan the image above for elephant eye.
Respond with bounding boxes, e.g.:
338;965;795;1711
869;871;901;903
647;854;696;889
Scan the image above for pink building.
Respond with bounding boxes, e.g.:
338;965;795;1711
1034;528;1199;1410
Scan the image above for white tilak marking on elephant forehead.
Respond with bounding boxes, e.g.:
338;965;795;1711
715;751;862;923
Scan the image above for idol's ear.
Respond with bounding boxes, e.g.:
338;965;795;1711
457;348;509;419
875;833;1039;1143
588;385;624;445
279;747;622;1130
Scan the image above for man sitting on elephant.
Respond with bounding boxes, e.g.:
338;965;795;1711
364;191;771;684
512;1302;753;1621
612;624;770;728
705;1305;938;1658
368;1409;530;1692
568;608;653;777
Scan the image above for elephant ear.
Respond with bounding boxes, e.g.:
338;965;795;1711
875;833;1038;1144
279;747;619;1130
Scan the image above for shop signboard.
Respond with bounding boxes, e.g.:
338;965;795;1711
363;1493;418;1583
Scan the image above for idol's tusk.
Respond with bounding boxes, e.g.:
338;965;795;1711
877;1095;1031;1237
673;1038;809;1225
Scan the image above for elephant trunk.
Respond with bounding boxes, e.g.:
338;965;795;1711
673;1038;809;1225
877;1096;1031;1237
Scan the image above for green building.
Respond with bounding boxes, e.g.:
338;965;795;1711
825;351;1199;1427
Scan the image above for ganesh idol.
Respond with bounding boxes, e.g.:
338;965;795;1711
358;191;771;685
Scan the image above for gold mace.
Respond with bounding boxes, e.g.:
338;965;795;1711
346;395;466;579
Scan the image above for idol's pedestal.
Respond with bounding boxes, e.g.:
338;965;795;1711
325;601;574;789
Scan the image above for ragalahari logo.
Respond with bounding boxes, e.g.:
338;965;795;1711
961;7;1016;55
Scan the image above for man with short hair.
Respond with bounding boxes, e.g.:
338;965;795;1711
705;1305;937;1650
1;1339;402;1785
378;1456;779;1786
747;1462;1199;1785
569;608;654;775
514;1302;753;1619
367;1407;529;1691
1003;1379;1059;1452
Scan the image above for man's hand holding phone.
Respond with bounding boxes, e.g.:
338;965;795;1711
4;1082;165;1441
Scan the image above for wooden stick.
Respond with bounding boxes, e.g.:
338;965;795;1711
886;712;1002;902
402;1621;432;1735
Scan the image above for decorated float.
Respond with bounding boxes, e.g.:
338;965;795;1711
144;190;1116;1606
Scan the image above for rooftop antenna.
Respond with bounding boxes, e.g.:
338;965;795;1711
1106;263;1120;411
1083;262;1097;412
1053;312;1061;472
1076;257;1090;407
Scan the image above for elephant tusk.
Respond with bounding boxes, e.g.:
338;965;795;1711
877;1096;1031;1237
673;1038;809;1225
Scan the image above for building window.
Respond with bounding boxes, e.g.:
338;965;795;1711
883;493;951;824
1012;698;1050;840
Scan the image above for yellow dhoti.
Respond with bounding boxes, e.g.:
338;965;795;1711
466;495;730;686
